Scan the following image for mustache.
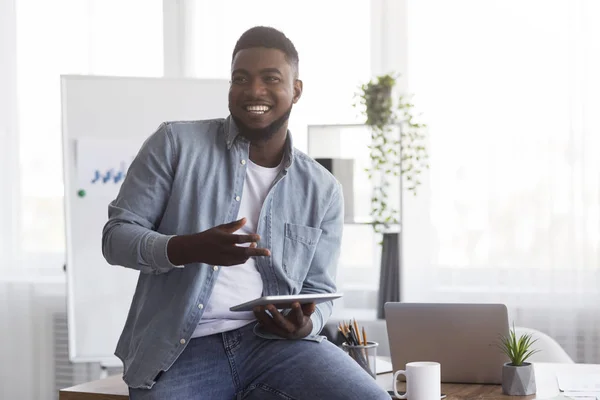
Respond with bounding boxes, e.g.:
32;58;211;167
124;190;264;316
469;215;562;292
231;103;293;143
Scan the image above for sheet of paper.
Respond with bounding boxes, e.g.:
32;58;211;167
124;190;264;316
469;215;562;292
563;392;600;400
75;137;143;198
538;394;599;400
376;358;393;375
557;373;600;392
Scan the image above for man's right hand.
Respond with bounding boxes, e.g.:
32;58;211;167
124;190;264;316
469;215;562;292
166;217;271;267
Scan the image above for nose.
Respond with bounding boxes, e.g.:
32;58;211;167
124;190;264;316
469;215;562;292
245;77;267;98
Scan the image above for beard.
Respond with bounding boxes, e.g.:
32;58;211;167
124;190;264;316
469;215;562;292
232;104;293;143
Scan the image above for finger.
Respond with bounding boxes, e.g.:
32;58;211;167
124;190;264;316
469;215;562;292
266;305;295;333
219;246;270;267
235;246;270;258
253;306;269;323
254;313;290;338
263;323;291;338
301;302;316;316
228;233;260;244
290;302;304;327
254;306;290;337
220;217;246;233
249;242;257;248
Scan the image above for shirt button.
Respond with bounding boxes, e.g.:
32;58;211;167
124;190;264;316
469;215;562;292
235;196;240;201
213;266;219;271
180;338;186;345
198;303;204;309
241;159;246;165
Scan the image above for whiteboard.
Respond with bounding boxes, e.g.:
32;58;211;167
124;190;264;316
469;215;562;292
61;75;230;363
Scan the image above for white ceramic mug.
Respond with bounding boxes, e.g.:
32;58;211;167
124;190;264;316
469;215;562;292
393;361;441;400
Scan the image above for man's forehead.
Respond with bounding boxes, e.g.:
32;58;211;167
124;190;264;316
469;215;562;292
231;47;291;72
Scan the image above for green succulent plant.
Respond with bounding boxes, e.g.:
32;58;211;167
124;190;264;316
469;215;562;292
498;323;541;366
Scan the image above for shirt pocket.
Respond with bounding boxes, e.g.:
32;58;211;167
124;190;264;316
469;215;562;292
282;223;323;282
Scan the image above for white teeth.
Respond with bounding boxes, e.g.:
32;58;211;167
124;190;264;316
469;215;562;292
246;105;270;113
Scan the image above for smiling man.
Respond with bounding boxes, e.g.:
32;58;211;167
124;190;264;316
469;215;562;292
102;26;390;399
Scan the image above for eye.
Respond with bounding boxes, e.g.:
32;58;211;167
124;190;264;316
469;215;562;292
264;75;281;83
232;76;248;84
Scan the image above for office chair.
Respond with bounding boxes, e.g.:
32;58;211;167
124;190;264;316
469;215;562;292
515;326;574;363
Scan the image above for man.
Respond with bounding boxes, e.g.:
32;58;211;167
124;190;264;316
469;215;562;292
102;26;390;399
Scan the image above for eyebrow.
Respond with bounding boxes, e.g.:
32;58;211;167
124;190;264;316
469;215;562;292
231;68;283;76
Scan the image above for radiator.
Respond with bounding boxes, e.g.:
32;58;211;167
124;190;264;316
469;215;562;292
52;312;122;397
0;280;122;400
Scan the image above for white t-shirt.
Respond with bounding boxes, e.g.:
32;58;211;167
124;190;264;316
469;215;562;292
191;158;282;338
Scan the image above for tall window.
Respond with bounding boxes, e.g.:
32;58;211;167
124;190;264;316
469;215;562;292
15;0;163;267
404;0;600;304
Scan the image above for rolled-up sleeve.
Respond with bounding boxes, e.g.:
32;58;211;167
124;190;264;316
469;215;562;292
101;122;178;274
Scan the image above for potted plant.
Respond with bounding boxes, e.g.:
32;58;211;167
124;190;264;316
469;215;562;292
498;324;540;395
355;73;429;318
355;73;428;235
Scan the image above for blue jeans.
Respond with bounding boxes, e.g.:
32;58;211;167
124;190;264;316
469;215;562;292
129;323;390;400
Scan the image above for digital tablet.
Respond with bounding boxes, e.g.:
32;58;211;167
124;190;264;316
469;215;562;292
229;293;343;312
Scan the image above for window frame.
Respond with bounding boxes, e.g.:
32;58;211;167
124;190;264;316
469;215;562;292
0;0;21;271
1;0;409;293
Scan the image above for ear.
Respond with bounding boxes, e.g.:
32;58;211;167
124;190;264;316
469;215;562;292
292;79;303;104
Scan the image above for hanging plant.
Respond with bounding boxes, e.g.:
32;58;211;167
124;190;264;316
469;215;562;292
355;73;429;234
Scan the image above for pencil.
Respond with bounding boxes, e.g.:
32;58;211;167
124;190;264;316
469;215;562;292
353;319;362;344
362;326;367;346
348;324;357;345
347;323;356;345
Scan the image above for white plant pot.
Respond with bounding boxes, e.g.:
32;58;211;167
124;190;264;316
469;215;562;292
502;362;536;396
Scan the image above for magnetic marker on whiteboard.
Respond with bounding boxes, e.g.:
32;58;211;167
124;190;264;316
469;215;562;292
77;189;86;198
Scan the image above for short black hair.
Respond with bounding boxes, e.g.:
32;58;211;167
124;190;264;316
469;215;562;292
232;26;299;77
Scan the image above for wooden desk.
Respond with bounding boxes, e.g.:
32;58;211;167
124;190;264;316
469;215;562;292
377;363;600;399
60;375;127;400
60;362;600;400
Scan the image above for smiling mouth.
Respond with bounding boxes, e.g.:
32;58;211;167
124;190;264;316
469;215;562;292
245;105;271;115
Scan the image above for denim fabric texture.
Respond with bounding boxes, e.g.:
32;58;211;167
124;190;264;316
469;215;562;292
128;323;390;400
102;117;344;389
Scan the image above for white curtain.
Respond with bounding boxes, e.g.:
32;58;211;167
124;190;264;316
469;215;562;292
4;0;163;272
1;2;163;399
403;0;600;362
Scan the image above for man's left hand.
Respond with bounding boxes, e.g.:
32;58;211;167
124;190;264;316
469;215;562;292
253;302;315;339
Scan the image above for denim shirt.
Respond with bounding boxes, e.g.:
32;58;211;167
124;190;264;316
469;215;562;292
101;117;344;389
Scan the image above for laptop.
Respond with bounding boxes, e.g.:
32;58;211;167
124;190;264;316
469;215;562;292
384;302;510;384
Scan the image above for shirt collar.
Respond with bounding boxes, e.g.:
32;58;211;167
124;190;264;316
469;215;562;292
223;115;240;150
223;115;294;170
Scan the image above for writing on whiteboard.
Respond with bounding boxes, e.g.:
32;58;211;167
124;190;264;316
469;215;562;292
90;162;128;184
76;137;142;195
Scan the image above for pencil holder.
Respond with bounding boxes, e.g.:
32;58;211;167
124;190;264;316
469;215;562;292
342;341;379;378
